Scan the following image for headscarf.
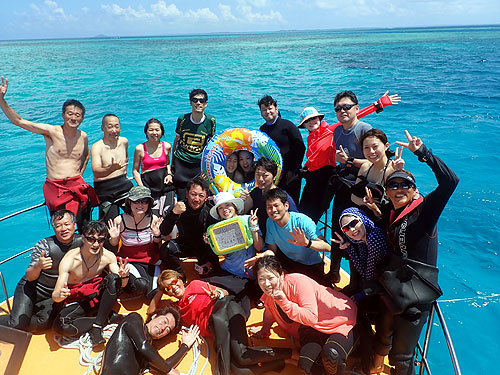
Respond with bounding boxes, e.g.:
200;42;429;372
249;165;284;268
339;207;388;280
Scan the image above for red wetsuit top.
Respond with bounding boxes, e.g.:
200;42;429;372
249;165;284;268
305;120;339;172
141;142;167;171
178;280;216;338
65;275;103;307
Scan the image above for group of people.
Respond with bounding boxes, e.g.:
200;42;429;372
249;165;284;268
0;74;459;375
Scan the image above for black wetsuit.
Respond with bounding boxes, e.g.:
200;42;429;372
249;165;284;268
159;201;219;277
100;312;188;375
93;174;134;223
0;235;82;332
374;144;459;375
260;116;305;204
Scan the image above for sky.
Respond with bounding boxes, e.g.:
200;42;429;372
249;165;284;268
0;0;498;40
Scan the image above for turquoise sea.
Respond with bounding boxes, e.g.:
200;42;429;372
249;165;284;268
1;25;499;373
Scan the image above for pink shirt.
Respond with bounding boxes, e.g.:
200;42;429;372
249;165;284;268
263;273;357;337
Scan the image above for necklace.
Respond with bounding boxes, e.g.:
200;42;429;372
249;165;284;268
133;214;148;242
81;253;100;271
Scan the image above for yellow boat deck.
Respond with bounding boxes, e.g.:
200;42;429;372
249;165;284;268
2;259;392;375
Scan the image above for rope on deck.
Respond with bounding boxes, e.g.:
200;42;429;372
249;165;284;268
54;323;118;375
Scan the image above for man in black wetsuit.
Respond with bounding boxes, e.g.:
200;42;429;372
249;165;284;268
159;177;218;279
0;210;82;332
258;95;305;204
100;304;199;375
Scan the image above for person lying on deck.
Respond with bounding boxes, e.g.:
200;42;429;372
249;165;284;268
100;304;199;375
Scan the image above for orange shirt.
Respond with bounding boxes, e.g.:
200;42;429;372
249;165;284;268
305;120;339;172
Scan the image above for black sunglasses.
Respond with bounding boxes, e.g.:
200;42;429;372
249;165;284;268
386;181;415;190
191;97;207;104
334;104;356;113
341;218;360;233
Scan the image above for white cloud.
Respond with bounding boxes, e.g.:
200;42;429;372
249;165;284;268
28;0;77;22
219;4;238;21
151;1;182;18
236;3;283;22
101;4;153;20
185;8;219;22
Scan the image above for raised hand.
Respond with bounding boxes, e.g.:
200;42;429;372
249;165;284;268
383;90;401;105
107;219;120;240
335;145;349;164
331;232;349;250
288;227;308;247
118;257;129;278
0;76;8;99
151;217;163;238
172;201;186;215
109;156;128;171
38;250;53;270
202;282;220;301
392;146;405;171
363;187;382;217
202;232;209;244
181;325;200;348
240;183;250;201
249;208;259;227
395;130;423;153
244;254;260;270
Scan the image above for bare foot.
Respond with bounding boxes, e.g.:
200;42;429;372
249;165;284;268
370;353;385;374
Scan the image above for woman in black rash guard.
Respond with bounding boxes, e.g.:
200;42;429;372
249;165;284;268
367;130;458;375
100;304;199;375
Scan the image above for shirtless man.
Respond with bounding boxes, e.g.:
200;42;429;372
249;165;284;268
0;76;97;229
52;220;129;345
91;114;133;222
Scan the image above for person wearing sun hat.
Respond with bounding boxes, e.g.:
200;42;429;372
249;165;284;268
297;106;339;223
107;185;165;301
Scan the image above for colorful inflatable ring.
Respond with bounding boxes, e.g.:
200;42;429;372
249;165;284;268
201;128;282;197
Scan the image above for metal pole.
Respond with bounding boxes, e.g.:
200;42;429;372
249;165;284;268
434;303;462;375
418;304;436;375
0;202;45;222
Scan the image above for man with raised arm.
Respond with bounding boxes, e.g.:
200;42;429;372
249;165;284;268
0;210;82;332
52;220;129;345
91;113;133;223
0;76;97;229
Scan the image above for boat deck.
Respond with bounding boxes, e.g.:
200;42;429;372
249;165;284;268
2;259;392;375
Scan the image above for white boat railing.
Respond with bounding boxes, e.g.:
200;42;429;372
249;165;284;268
0;204;462;375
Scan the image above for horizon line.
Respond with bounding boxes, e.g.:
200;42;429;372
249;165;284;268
1;23;499;43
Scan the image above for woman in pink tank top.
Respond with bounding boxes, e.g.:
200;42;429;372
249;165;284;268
132;118;175;215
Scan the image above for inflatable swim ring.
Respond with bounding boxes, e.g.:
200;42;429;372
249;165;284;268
201;128;282;197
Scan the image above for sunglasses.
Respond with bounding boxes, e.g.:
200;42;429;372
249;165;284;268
334;104;356;113
191;97;207;104
341;219;360;233
84;235;106;244
386;181;415;190
164;278;179;292
131;198;149;204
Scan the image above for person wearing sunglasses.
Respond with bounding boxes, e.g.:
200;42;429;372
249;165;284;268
52;220;130;346
329;91;400;285
366;130;459;375
100;303;200;375
108;186;166;303
331;207;389;373
172;88;216;201
155;269;292;374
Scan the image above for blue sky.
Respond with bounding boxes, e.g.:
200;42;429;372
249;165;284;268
1;0;498;40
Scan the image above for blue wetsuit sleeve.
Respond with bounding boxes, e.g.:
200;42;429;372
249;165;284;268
414;144;459;234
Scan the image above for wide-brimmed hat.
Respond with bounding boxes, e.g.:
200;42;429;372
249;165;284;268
127;186;154;204
210;191;244;219
385;171;417;186
298;107;324;128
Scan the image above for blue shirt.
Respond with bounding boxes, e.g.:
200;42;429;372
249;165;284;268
333;120;372;162
220;215;257;279
265;212;322;265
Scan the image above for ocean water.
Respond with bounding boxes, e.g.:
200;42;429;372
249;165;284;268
1;26;499;373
